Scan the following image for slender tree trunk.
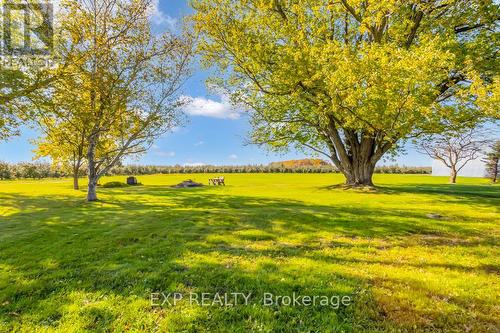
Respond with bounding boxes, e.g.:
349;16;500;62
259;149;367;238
87;162;98;201
72;158;81;190
86;136;99;201
449;166;457;184
73;172;79;190
493;162;498;183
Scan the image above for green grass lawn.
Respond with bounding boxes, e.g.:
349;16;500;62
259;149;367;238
0;174;499;332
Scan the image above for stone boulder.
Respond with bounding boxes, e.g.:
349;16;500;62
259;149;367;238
172;179;204;188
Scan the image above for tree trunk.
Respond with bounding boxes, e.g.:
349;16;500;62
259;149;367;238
493;162;498;183
343;162;375;187
73;172;79;190
87;178;98;201
86;135;99;201
72;159;81;190
449;167;457;184
323;121;386;188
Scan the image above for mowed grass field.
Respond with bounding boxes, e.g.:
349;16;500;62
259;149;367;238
0;174;499;332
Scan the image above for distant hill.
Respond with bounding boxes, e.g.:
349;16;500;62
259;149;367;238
269;159;331;168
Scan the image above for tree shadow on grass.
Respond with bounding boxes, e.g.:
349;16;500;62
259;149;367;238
317;182;500;208
382;182;498;200
0;185;498;332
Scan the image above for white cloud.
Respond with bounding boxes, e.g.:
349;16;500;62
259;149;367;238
228;154;238;160
181;94;241;120
148;0;177;30
194;141;205;146
184;162;206;167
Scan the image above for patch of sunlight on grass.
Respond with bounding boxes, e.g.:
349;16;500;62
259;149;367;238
0;209;17;217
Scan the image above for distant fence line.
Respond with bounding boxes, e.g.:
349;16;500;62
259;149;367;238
0;161;431;180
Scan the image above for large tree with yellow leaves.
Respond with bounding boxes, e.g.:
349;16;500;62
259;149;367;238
192;0;499;186
50;0;193;201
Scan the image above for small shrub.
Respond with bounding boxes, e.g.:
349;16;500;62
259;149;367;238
102;181;128;188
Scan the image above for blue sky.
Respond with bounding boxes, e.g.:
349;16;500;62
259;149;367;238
0;0;431;167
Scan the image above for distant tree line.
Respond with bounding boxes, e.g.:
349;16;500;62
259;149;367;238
268;159;331;168
0;162;69;180
0;162;432;180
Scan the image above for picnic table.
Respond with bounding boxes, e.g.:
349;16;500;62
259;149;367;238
209;176;225;186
